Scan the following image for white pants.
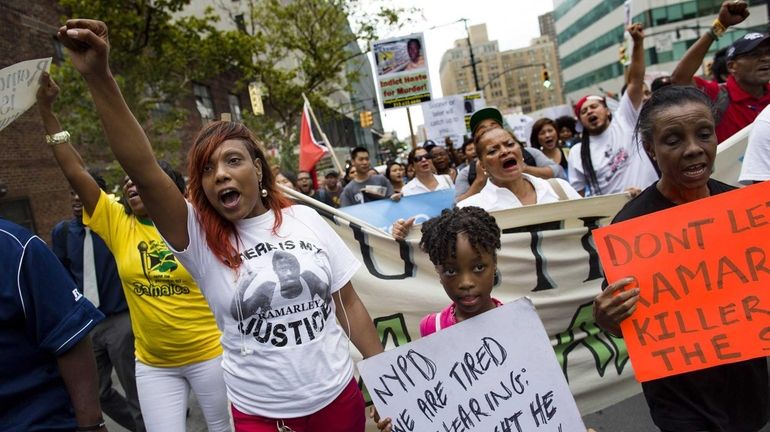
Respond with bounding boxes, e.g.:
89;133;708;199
135;356;231;432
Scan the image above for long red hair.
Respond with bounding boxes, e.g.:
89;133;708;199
188;121;292;269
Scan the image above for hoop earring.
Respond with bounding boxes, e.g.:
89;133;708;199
259;181;268;198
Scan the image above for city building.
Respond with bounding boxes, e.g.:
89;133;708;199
439;24;565;115
0;0;67;238
555;0;769;103
539;12;558;43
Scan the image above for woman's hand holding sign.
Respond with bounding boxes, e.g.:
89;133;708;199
593;277;639;337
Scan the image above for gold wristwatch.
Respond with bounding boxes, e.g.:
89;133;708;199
46;130;71;145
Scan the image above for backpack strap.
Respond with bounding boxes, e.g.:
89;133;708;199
714;83;730;124
434;311;442;332
547;178;569;201
468;159;477;185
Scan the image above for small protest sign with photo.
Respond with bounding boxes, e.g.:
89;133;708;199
373;33;431;109
0;58;52;132
358;297;585;432
594;180;770;382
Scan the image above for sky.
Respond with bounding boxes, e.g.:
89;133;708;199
361;1;556;141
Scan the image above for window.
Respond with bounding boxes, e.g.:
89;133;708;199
651;7;668;26
0;198;35;233
228;94;243;122
193;83;215;121
235;14;247;33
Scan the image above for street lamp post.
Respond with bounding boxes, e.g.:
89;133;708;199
429;18;482;92
461;18;481;91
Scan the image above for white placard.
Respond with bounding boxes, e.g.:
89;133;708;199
503;114;535;144
0;58;52;132
358;298;585;432
373;33;432;109
421;96;466;142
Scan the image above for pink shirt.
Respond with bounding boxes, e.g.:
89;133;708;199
419;298;503;337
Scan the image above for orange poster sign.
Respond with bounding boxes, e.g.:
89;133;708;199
593;181;770;382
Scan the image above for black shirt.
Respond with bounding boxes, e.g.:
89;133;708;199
612;179;769;432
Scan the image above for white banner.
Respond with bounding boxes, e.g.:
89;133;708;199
285;188;641;422
0;58;52;132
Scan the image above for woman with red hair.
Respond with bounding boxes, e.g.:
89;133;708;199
59;19;385;432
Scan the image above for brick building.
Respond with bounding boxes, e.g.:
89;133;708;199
0;0;68;240
0;1;249;242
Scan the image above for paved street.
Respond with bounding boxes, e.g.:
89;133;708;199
104;372;770;431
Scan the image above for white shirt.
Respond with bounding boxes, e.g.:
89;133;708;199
567;93;658;196
740;104;770;183
457;173;582;212
170;204;359;417
401;174;454;196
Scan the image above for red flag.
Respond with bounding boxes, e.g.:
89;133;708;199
299;102;328;172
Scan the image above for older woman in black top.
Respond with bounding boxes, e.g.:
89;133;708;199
593;85;768;432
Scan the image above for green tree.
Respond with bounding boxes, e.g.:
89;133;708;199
53;0;245;181
229;0;416;170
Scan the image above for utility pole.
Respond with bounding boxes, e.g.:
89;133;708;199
461;18;481;92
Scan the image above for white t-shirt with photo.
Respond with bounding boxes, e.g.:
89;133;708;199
567;93;658;196
401;174;454;196
740;104;770;184
170;203;359;418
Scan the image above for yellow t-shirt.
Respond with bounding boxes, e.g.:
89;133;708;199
84;191;221;367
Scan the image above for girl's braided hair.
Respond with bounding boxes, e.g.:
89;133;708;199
419;206;501;266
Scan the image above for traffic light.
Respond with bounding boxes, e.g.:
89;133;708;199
618;44;628;65
359;110;373;128
541;68;552;89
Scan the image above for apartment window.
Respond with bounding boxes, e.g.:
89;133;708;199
193;83;215;121
228;94;243;122
235;14;247;33
0;198;35;233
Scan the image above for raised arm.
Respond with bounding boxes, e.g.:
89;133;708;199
57;19;189;249
670;1;749;85
625;24;646;110
36;73;102;216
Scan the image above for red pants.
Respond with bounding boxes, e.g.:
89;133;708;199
231;379;365;432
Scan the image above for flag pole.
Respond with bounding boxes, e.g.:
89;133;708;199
302;93;345;175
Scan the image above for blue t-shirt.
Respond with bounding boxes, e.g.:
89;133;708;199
51;217;128;316
0;218;104;432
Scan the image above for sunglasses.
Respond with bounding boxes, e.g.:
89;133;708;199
413;154;433;162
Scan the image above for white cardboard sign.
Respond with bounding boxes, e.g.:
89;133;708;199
358;297;585;432
0;58;52;132
421;95;466;142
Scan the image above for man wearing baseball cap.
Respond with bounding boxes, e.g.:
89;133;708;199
567;24;658;197
671;0;770;142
